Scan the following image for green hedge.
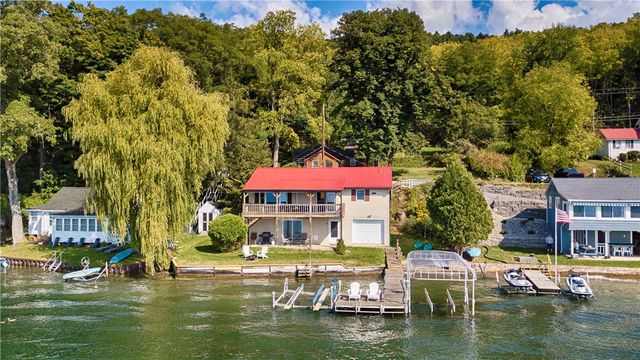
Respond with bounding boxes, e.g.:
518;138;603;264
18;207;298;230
208;214;247;252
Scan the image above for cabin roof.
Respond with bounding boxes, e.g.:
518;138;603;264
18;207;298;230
30;187;91;214
243;167;392;191
550;178;640;201
599;128;640;140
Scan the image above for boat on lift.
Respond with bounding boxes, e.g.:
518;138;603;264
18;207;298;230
503;269;533;290
565;274;593;299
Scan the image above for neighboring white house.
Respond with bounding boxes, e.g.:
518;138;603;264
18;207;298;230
242;167;392;246
596;127;640;159
27;187;116;245
196;201;220;233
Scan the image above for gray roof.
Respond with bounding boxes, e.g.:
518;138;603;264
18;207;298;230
551;178;640;201
31;187;92;214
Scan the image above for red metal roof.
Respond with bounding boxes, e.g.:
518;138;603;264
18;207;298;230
600;128;640;140
243;167;392;191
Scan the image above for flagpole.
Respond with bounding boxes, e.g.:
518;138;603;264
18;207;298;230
554;207;559;285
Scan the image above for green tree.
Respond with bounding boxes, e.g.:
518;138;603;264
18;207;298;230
249;10;330;166
208;214;247;252
0;99;56;243
506;63;599;170
63;46;229;272
331;9;433;163
427;161;492;253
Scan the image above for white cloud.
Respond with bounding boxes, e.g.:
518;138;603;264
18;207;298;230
170;2;201;18
487;0;640;34
209;0;340;35
365;0;484;33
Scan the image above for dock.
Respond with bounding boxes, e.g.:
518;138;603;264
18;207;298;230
522;270;561;295
333;246;409;315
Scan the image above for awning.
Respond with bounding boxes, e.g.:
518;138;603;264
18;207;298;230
573;202;638;207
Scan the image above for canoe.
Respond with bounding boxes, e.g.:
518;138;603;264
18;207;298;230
109;248;135;264
63;267;101;281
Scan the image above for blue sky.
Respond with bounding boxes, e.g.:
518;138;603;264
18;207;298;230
58;1;639;34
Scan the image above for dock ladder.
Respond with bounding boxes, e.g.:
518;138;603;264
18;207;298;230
43;251;63;272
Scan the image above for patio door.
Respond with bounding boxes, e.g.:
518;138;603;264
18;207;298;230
283;220;302;239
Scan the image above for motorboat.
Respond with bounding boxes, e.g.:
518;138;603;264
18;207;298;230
503;269;533;289
565;274;593;299
62;267;103;281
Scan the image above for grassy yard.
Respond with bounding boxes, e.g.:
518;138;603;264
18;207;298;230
0;242;143;266
578;159;640;177
393;167;443;181
481;246;640;268
173;234;385;267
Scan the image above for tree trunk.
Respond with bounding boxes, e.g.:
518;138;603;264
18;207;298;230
272;134;280;167
5;160;25;244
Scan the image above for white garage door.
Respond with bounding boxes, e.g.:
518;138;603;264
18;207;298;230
352;220;384;244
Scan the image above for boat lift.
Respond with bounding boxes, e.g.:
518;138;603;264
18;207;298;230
272;278;336;311
406;250;477;316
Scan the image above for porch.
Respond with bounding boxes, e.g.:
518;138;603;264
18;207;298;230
246;217;341;247
567;229;640;258
243;191;343;218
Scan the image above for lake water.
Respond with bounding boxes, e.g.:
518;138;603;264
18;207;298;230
1;269;639;359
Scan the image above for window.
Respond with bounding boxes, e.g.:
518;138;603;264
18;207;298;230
72;219;79;231
329;220;339;238
56;219;62;231
573;205;595;217
88;219;96;232
548;196;553;208
626;140;634;148
356;189;365;201
97;220;103;232
601;206;624;218
80;219;87;231
349;158;356;166
279;192;287;204
282;219;302;239
326;192;336;204
613;140;621;149
311;160;319;168
325;160;333;168
265;192;276;204
64;219;71;231
202;212;207;223
631;206;640;218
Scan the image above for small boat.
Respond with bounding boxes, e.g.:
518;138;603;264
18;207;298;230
0;258;9;270
62;267;102;281
109;248;135;264
566;274;593;299
503;269;533;289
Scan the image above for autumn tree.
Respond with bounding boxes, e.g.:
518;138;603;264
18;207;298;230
427;161;492;253
64;46;229;272
249;10;331;167
506;62;600;170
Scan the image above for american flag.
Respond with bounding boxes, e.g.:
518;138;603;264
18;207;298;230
556;209;572;223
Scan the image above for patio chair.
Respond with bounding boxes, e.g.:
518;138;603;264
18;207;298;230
62;238;73;247
77;238;85;247
623;246;632;257
242;245;255;260
50;237;60;247
257;246;269;259
348;282;361;301
366;282;381;301
613;246;623;257
281;234;291;246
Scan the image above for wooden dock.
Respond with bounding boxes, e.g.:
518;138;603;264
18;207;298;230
523;270;561;295
333;246;408;315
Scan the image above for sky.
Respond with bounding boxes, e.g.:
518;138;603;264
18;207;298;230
58;0;640;35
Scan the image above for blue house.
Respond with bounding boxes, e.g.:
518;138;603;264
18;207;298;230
546;178;640;257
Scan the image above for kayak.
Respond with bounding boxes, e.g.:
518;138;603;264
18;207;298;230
109;248;135;264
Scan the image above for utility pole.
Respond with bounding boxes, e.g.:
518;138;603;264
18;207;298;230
321;103;325;168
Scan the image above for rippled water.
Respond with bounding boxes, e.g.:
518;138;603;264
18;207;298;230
1;269;639;359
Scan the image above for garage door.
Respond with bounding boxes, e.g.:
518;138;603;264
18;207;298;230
352;220;384;244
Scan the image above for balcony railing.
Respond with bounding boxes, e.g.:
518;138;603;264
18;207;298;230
243;203;341;216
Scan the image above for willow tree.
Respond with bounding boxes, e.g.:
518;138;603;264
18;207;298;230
64;46;229;272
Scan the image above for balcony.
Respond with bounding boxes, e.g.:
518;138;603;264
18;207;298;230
243;203;342;217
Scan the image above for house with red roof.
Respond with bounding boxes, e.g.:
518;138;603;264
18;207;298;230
242;167;392;247
597;127;640;159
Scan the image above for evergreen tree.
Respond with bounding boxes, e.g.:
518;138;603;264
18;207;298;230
63;46;229;273
427;161;492;253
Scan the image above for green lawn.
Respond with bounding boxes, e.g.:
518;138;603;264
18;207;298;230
578;159;640;177
173;234;385;267
393;167;443;181
0;242;143;266
482;246;640;268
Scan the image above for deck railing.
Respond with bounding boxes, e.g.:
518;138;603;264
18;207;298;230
243;203;341;216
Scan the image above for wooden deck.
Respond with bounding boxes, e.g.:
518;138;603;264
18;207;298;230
523;270;561;295
334;247;408;315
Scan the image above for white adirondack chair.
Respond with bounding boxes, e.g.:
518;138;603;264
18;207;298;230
242;245;255;259
366;282;381;301
348;282;361;301
257;246;269;259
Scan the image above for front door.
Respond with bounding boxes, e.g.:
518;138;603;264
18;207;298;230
328;220;340;244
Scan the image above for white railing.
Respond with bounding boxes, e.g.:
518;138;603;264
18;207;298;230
243;203;341;216
398;179;427;188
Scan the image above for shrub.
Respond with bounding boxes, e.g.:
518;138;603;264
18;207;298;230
393;152;426;167
335;239;346;255
392;168;409;179
208;214;247;252
618;153;628;162
465;148;509;179
627;151;640;162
